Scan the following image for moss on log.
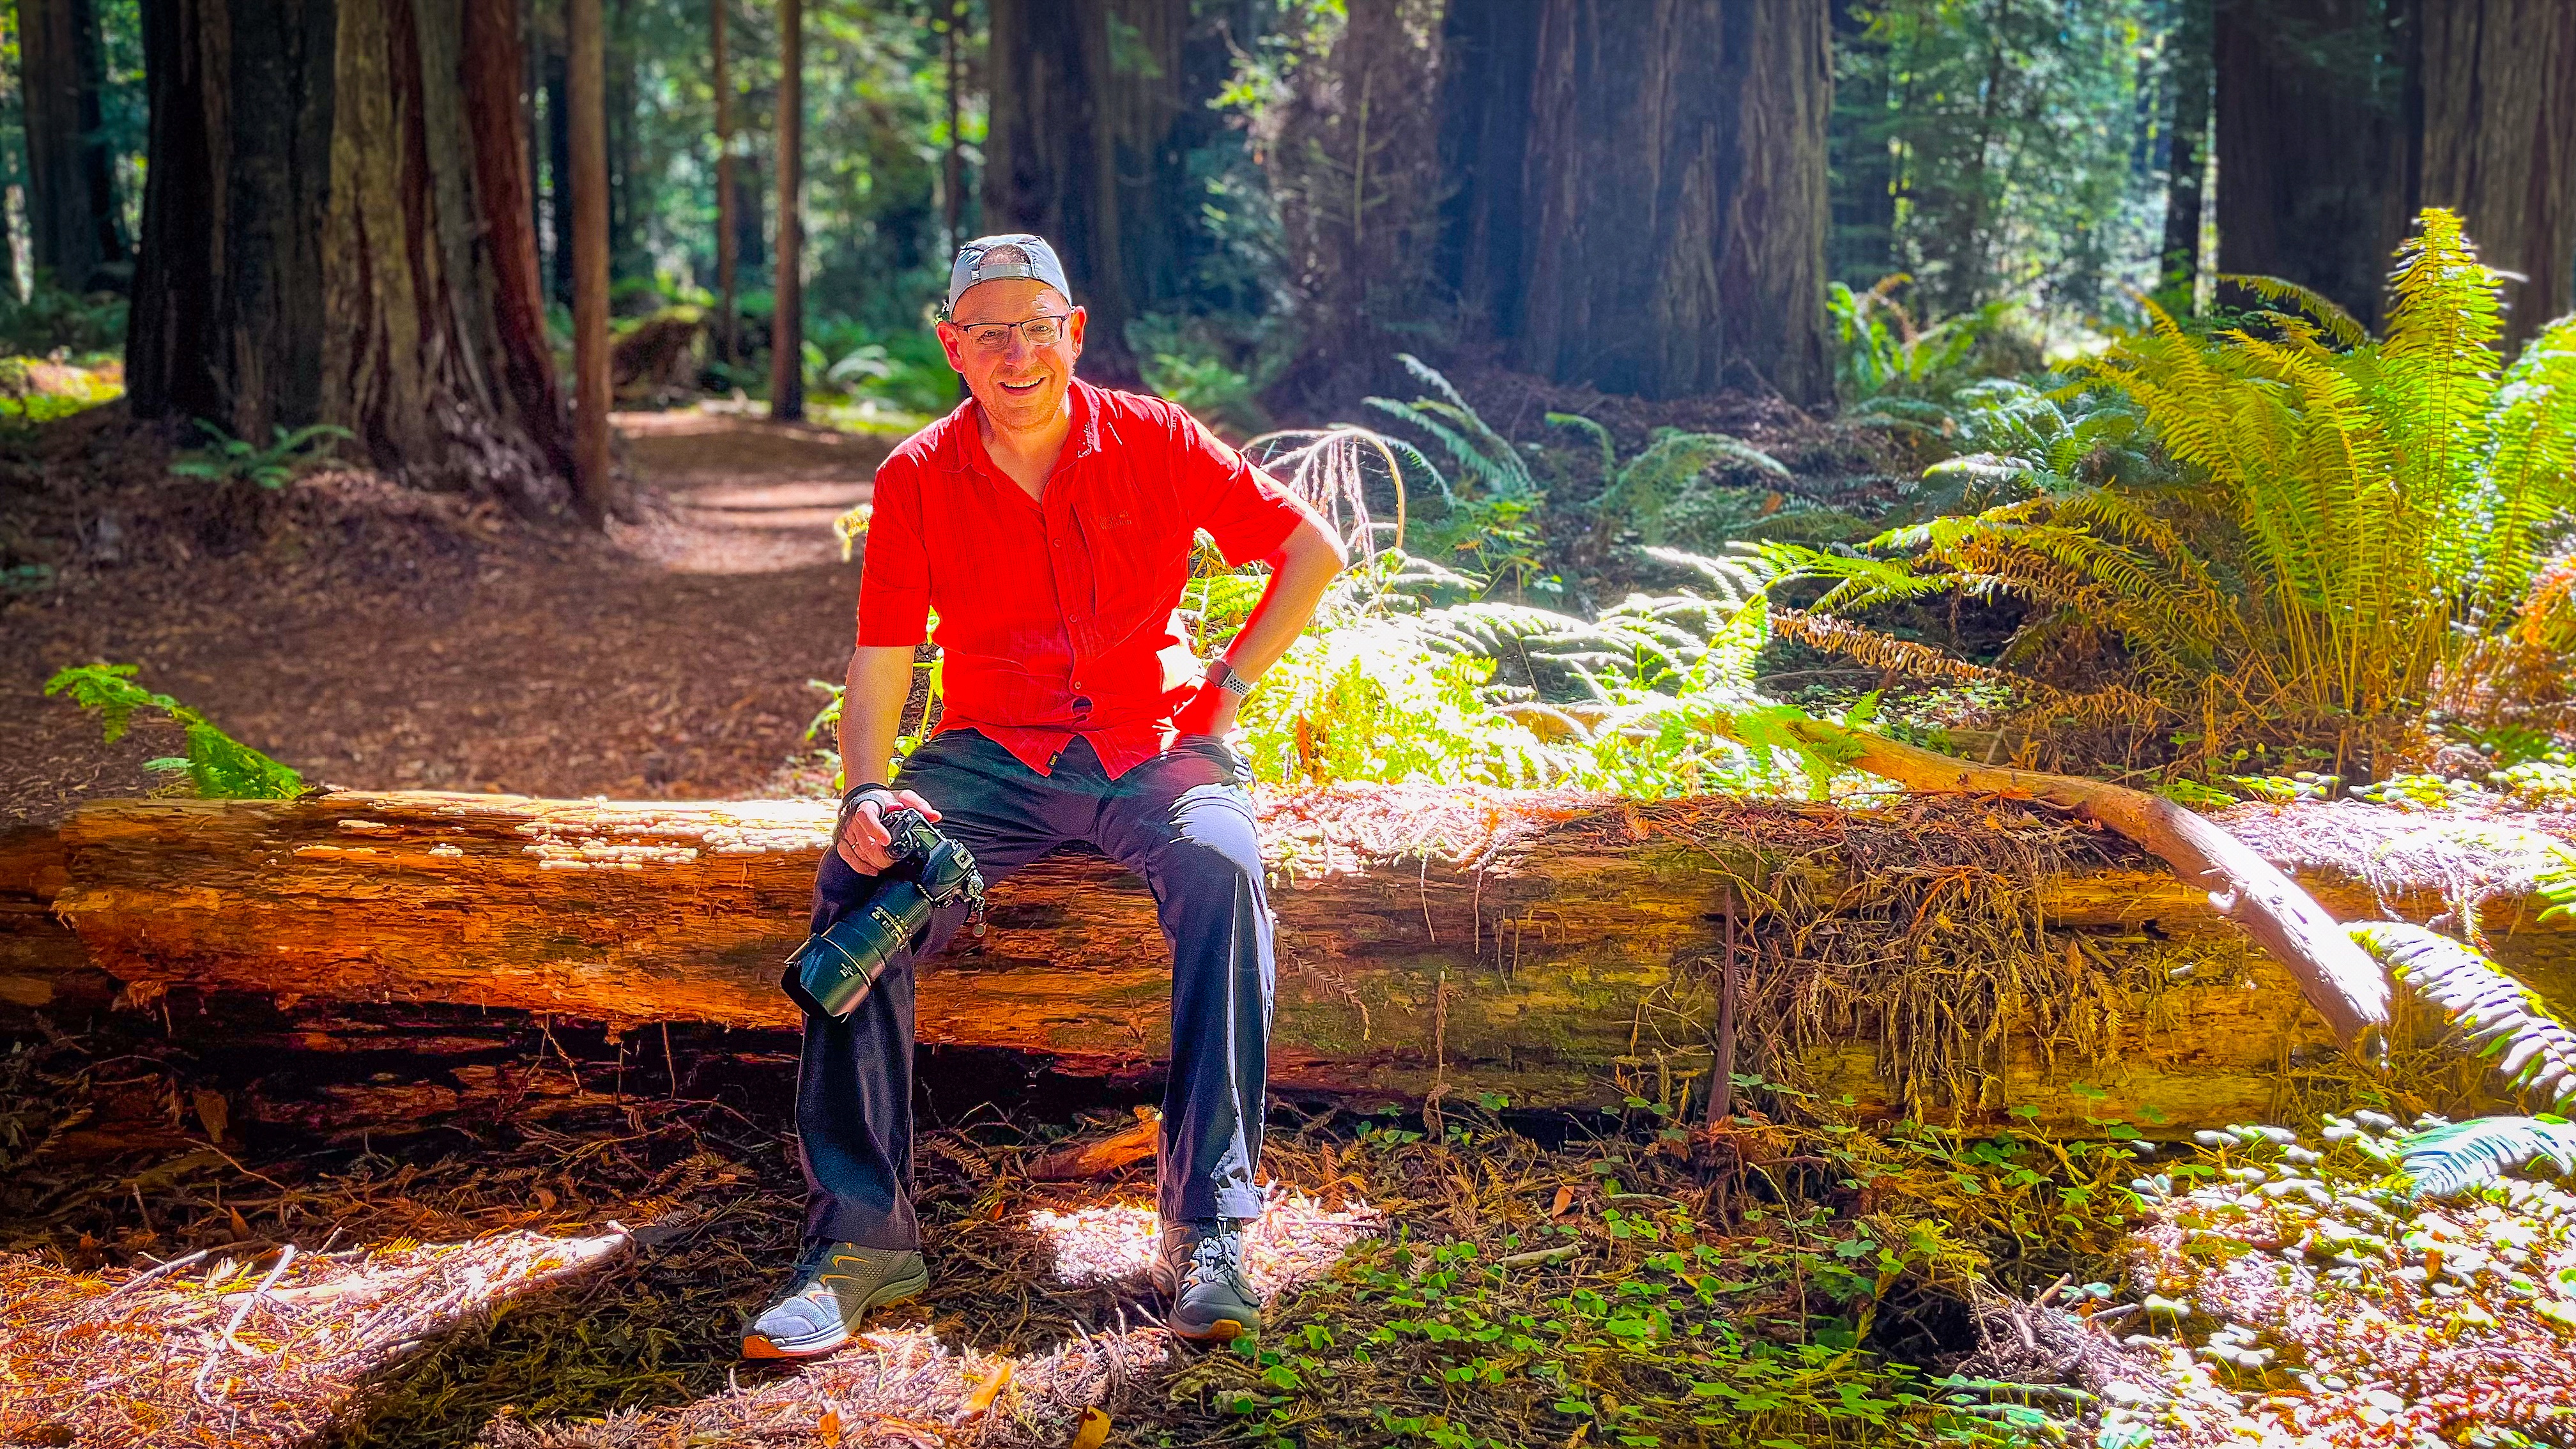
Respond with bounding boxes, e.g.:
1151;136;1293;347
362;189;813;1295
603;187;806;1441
19;789;2576;1135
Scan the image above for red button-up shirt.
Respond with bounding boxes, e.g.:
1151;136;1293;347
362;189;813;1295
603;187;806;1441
856;379;1307;778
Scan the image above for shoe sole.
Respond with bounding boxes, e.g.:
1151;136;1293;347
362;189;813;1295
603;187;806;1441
1169;1314;1252;1344
1154;1259;1257;1344
739;1266;931;1360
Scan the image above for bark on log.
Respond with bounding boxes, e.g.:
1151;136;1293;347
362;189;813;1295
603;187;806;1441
22;788;2570;1136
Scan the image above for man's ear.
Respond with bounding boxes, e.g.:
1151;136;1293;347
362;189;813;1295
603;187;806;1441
1066;306;1087;356
934;322;970;373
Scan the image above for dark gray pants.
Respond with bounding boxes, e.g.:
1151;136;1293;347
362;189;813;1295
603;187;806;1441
795;730;1275;1248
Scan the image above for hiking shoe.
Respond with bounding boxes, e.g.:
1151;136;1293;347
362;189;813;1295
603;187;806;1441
1153;1218;1261;1343
740;1240;929;1360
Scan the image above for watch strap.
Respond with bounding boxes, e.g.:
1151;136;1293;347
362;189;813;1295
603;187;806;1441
1209;659;1256;699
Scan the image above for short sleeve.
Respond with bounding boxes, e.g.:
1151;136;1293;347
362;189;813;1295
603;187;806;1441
1175;410;1306;566
855;461;933;646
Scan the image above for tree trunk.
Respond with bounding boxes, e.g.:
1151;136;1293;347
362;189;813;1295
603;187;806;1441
2212;0;2410;327
128;0;336;438
2157;0;2213;311
605;0;645;286
543;43;574;304
982;0;1128;356
130;0;573;509
22;789;2568;1133
567;0;615;517
1722;707;2394;1053
2411;0;2576;352
1436;0;1834;405
712;0;737;365
1261;0;1449;401
464;0;578;487
17;0;125;293
942;0;963;252
769;0;804;421
981;0;1211;376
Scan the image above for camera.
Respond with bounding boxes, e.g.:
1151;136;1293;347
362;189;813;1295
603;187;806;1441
784;806;987;1020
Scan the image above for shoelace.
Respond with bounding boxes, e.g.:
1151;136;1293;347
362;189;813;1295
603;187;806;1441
767;1241;842;1305
1180;1228;1248;1292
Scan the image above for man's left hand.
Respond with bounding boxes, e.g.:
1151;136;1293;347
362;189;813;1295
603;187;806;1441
1172;677;1241;739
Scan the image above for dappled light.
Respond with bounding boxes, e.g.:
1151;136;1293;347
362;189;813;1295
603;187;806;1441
1026;1190;1383;1292
478;1322;1164;1449
0;1229;631;1448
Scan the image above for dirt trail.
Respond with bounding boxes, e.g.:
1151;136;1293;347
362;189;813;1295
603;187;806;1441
1;410;893;826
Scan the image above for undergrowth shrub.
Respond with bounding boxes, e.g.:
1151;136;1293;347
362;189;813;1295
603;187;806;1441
1192;1106;2155;1449
1223;547;1850;798
168;421;354;489
0;273;127;360
1828;274;2020;405
1771;209;2576;779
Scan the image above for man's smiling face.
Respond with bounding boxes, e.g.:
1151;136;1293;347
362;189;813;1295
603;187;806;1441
937;277;1086;433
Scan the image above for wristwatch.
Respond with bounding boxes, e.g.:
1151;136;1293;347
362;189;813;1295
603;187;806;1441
1206;658;1257;700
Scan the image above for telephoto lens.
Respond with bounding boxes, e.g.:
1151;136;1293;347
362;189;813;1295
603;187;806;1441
784;807;986;1019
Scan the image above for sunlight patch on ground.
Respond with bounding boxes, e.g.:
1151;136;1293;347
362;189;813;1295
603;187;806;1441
0;1227;630;1449
483;1322;1164;1449
1027;1186;1384;1292
485;1190;1382;1447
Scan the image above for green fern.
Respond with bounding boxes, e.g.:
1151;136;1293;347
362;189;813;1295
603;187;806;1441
1827;275;2011;402
45;664;306;799
1361;355;1535;499
2394;1116;2576;1199
2348;921;2576;1107
1770;209;2576;763
168;420;355;489
1546;412;1792;546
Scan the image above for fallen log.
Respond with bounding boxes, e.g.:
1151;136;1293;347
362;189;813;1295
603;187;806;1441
20;786;2576;1135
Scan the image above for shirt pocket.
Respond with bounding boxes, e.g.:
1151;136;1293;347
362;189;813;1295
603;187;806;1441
1080;473;1191;627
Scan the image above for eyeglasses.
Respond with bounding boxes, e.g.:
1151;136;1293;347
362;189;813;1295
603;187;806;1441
951;314;1071;351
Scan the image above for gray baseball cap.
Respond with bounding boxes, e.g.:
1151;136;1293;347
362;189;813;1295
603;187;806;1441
945;234;1072;315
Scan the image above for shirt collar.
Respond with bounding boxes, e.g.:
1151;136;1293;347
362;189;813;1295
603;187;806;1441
934;378;1103;473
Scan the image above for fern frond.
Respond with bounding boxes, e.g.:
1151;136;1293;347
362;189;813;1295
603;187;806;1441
1766;608;2018;689
1547;411;1618;480
2472;311;2576;608
1760;540;1952;614
2214;273;2372;349
1638;546;1773;608
2394;1116;2576;1199
2349;921;2576;1107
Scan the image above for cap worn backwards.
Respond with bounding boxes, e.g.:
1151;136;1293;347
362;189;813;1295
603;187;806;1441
946;234;1071;315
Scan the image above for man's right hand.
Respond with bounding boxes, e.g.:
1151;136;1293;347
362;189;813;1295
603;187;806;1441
836;786;944;875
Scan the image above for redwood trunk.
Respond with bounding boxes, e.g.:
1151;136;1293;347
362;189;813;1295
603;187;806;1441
712;0;737;365
981;0;1209;375
16;0;125;292
1437;0;1833;404
769;0;804;420
2158;0;2213;310
567;0;615;515
2412;0;2576;350
130;0;573;509
2212;0;2411;327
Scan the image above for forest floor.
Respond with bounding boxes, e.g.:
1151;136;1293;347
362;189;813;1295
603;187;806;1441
0;406;888;828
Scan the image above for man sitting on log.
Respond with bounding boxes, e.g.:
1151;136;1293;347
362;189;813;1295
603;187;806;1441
744;234;1347;1358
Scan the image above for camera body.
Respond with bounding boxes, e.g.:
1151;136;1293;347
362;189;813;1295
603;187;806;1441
785;806;987;1019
